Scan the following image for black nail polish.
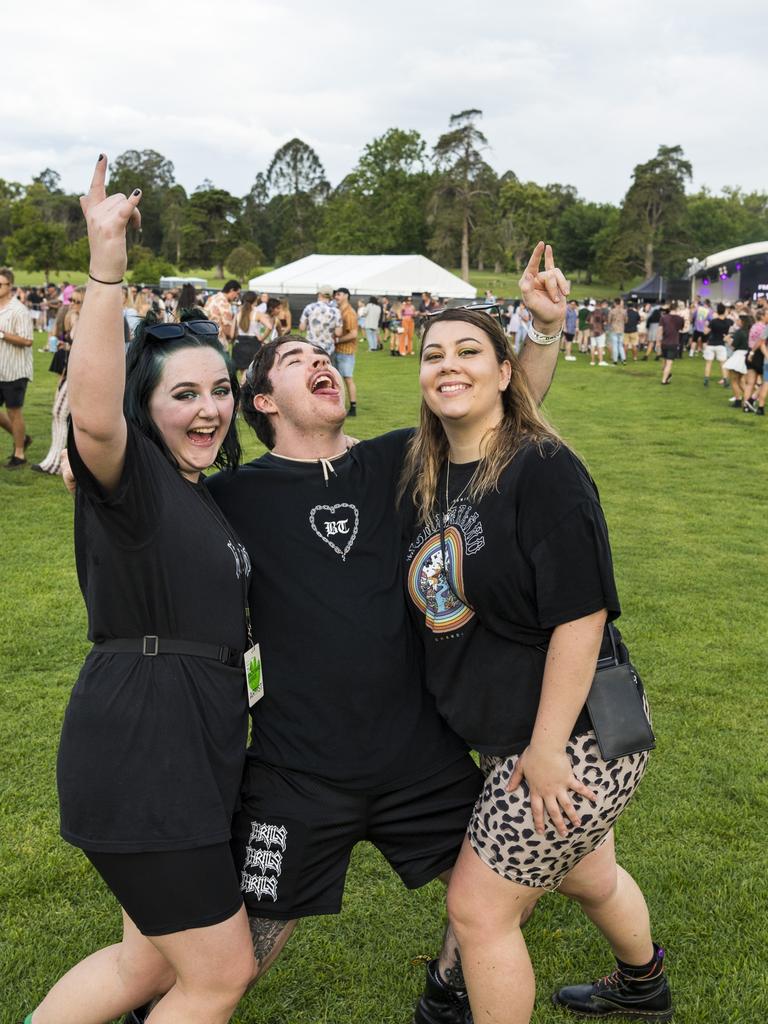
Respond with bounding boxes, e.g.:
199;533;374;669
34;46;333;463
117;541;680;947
133;189;141;196
98;153;104;161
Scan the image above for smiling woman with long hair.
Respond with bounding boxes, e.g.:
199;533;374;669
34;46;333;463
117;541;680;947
400;246;670;1024
24;157;255;1024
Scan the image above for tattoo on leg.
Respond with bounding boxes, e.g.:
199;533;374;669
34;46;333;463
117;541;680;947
443;945;466;991
249;916;289;965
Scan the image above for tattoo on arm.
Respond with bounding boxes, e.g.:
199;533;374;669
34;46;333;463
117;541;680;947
249;916;290;965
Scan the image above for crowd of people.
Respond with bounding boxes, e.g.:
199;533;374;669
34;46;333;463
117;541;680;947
13;156;671;1024
4;272;766;477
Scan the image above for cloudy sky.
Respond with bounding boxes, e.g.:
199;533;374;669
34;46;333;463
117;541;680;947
4;0;765;205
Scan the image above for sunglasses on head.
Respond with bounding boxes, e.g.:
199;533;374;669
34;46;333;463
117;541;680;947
143;320;220;343
422;302;503;325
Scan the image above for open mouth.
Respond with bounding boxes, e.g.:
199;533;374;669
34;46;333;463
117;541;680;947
187;427;217;446
438;382;470;394
309;371;340;397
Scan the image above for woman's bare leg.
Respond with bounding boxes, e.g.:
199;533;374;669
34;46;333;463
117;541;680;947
447;838;542;1024
557;829;653;965
31;911;175;1024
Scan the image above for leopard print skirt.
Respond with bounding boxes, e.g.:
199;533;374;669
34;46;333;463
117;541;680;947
468;731;650;890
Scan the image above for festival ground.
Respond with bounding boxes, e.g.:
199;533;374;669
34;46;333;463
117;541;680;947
1;339;765;1024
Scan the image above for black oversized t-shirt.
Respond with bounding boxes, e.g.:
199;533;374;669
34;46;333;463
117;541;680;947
58;423;251;852
707;317;733;344
405;442;620;755
206;429;467;790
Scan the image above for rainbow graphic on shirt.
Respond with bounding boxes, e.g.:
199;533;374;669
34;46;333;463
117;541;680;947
407;525;474;634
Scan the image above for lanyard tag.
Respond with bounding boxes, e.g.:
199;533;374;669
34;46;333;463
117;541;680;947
244;643;264;707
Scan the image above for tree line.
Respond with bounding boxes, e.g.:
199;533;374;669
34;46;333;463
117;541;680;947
1;109;766;286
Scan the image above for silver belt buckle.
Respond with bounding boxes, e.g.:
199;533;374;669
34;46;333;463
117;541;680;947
142;635;159;656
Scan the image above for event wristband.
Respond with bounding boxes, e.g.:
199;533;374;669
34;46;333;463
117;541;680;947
0;330;4;341
527;321;563;346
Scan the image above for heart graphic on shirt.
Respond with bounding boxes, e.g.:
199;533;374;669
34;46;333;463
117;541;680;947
309;503;360;562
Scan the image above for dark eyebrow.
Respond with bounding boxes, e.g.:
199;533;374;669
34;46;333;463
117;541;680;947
423;336;483;351
277;347;305;365
171;375;231;389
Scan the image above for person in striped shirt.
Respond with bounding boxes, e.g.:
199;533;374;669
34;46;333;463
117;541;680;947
0;268;34;468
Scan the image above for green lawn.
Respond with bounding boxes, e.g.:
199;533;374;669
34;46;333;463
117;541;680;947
1;339;766;1024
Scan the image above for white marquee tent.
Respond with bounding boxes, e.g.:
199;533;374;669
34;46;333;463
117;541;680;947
249;254;476;300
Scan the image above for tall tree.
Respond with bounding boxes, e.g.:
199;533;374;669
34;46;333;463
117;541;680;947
182;183;240;277
110;149;177;253
617;145;692;277
551;200;617;281
160;184;189;266
267;139;329;261
318;128;431;254
431;109;491;280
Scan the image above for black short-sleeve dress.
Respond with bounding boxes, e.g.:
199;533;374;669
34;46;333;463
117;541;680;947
57;423;251;854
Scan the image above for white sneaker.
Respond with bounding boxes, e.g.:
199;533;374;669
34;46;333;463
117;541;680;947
564;356;577;362
598;360;609;366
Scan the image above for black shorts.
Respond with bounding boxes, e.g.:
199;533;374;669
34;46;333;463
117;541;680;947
0;378;28;409
564;332;575;341
749;349;764;376
232;336;261;370
231;755;483;920
661;346;679;361
85;842;243;936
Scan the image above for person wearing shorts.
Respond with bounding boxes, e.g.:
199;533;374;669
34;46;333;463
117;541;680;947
624;302;640;361
0;267;34;468
563;300;578;361
403;300;669;1024
333;287;359;416
645;305;662;358
702;302;732;385
588;304;608;366
659;303;684;385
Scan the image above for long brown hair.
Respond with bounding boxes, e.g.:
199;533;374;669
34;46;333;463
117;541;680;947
398;307;562;526
239;290;258;333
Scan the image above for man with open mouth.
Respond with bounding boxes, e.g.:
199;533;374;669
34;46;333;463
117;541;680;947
127;246;564;1024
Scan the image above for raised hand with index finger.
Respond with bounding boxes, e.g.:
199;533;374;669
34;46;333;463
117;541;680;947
80;154;143;285
518;241;570;334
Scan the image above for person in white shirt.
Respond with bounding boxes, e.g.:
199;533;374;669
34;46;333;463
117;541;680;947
364;296;382;351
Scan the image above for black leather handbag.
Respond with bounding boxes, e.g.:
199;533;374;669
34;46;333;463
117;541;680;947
586;624;656;761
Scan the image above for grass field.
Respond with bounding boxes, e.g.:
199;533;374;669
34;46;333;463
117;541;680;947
1;338;766;1024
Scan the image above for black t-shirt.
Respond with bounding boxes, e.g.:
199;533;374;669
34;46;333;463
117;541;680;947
707;317;733;344
730;327;749;351
660;313;683;347
58;423;251;853
405;442;620;756
647;307;662;325
206;430;467;791
625;308;640;332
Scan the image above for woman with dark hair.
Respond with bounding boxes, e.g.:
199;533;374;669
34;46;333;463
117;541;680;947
401;244;669;1024
24;157;255;1024
232;289;261;378
175;282;202;315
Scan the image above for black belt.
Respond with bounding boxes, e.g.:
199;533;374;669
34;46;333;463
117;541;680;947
94;636;244;668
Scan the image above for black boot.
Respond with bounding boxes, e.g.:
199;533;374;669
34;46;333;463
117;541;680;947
122;1005;150;1024
552;946;672;1021
414;958;472;1024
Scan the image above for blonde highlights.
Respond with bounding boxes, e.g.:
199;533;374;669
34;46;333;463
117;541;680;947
398;307;563;526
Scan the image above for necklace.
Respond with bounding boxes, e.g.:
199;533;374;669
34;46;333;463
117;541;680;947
444;460;477;518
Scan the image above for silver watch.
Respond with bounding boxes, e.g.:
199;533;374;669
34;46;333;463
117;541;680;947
526;321;563;346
